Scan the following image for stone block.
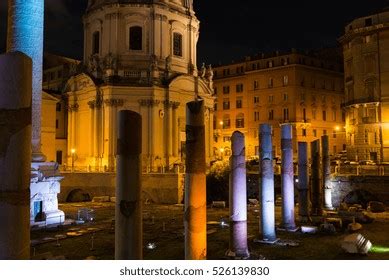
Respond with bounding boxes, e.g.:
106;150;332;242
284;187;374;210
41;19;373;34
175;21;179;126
341;233;372;255
367;201;385;213
92;196;110;202
301;225;318;234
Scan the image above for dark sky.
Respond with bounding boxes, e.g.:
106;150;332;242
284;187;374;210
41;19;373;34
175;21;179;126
0;0;388;65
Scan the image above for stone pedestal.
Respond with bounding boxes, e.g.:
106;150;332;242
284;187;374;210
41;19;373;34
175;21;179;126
227;131;249;258
30;162;65;226
184;100;207;260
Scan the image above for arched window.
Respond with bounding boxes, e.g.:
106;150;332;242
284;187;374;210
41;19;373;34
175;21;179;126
222;114;231;129
236;113;245;128
92;31;100;54
173;33;183;57
129;26;142;51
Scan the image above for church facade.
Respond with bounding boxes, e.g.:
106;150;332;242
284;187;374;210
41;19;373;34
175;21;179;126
64;0;215;172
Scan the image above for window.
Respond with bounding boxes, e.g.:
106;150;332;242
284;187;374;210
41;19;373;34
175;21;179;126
365;18;372;27
92;31;100;54
268;110;274;120
254;111;260;121
312;109;317;120
223;116;231;129
313;129;317;137
283;108;289;121
364;130;369;144
302;108;306;121
214;103;217;111
223;99;230;110
129;26;142;50
236;84;244;93
223;69;230;76
254;96;260;104
254;80;259;90
283;75;289;86
322;110;327;121
267;61;273;68
236;113;245;128
268;78;273;88
223;86;230;94
236;99;242;109
283;93;288;101
55;120;59;129
302;129;307;137
56;103;61;112
332;110;337;121
268;95;274;103
56;151;62;165
333;130;337;138
173;33;183;57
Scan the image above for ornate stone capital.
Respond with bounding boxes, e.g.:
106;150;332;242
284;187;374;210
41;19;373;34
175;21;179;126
104;98;124;107
138;99;161;107
87;100;96;109
67;103;79;112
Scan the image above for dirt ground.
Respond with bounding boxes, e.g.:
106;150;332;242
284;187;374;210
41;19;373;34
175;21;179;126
30;202;389;260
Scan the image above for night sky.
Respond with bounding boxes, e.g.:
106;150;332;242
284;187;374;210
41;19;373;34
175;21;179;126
0;0;388;65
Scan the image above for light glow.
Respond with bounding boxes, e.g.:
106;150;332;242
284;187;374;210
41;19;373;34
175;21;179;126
370;245;389;253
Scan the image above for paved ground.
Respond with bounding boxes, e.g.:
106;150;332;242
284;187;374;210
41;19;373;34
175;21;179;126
30;202;389;260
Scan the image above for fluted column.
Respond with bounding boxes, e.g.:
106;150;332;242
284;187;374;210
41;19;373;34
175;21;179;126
172;102;180;158
105;99;124;172
7;0;45;162
164;101;173;168
88;101;95;158
208;108;214;162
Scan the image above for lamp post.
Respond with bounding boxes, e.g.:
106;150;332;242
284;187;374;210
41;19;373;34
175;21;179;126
71;148;76;172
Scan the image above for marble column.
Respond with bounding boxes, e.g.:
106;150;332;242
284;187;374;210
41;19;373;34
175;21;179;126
227;131;249;258
258;124;277;243
0;52;32;259
184;100;207;260
322;135;333;209
280;124;297;231
7;0;45;162
115;110;142;260
298;142;309;222
310;139;322;216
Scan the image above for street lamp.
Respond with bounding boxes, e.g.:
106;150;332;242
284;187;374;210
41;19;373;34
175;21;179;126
71;148;76;172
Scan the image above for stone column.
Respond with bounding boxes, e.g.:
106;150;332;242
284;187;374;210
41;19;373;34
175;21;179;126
184;100;207;260
0;52;32;259
7;0;45;162
280;124;297;231
165;101;173;168
298;142;309;222
258;124;277;243
310;139;322;216
115;110;142;260
322;135;333;210
209;109;214;161
172;103;179;158
88;101;95;159
227;131;249;258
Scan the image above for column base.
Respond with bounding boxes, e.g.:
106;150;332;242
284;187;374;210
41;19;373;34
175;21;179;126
277;225;300;232
225;249;250;260
254;238;279;245
32;152;47;163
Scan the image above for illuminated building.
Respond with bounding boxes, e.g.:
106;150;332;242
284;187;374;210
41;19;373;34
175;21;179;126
339;9;389;162
62;0;214;171
213;50;346;159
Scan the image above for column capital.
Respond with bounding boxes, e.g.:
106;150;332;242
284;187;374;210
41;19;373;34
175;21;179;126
67;103;79;112
105;98;124;107
138;99;161;107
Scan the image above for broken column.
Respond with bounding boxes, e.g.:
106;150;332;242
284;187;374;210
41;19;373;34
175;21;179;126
115;110;142;260
298;142;309;222
227;131;249;258
184;100;207;260
322;135;333;210
310;139;322;216
280;124;297;231
7;0;45;161
0;52;32;259
258;124;277;243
